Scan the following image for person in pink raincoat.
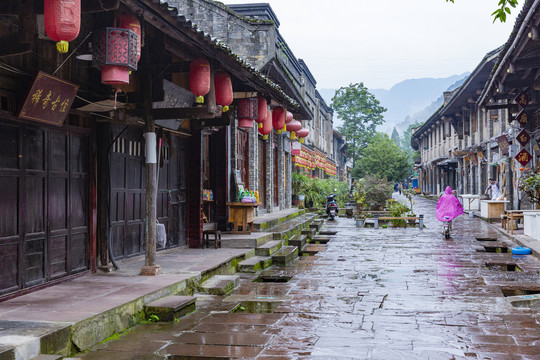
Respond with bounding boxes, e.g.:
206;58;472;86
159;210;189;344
436;186;464;227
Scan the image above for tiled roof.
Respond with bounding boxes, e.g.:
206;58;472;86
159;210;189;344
144;0;300;110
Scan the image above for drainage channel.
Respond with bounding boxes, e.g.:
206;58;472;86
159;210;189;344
485;262;523;272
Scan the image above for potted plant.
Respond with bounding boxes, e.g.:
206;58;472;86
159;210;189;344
518;168;540;240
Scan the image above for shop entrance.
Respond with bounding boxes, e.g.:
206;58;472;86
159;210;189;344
0;120;89;296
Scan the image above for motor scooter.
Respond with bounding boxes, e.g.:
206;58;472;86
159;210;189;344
326;193;339;220
442;216;451;239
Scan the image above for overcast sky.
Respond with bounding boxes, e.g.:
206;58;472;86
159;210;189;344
225;0;523;90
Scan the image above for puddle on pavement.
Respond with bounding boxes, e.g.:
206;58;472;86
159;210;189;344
500;287;540;297
485;263;523;272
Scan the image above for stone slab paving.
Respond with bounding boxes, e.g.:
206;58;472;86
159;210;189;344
75;195;540;359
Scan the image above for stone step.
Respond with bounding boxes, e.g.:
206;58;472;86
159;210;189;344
319;230;337;236
199;275;240;295
507;294;540;308
288;234;308;251
312;235;334;244
220;233;274;249
28;356;63;360
255;240;283;257
237;256;273;273
300;244;325;256
144;296;196;322
253;208;307;231
270;214;318;242
272;246;298;265
301;227;317;239
309;219;324;231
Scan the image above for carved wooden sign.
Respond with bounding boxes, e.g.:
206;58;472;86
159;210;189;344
496;135;510;155
516;129;531;147
515;148;532;167
19;71;79;126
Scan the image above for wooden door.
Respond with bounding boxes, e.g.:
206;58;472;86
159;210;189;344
237;129;249;188
258;138;266;208
0;121;89;296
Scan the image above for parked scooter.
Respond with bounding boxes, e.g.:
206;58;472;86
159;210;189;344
326;192;339;220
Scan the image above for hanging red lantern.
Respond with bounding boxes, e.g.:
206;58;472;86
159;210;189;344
256;96;267;128
237;98;258;128
118;14;141;62
44;0;81;53
296;128;309;144
272;106;285;133
259;108;272;140
286;111;294;123
287;119;302;140
214;72;233;112
190;58;211;104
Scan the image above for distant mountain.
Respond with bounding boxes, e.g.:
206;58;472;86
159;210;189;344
319;73;470;134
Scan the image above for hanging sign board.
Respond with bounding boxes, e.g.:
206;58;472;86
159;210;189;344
516;129;531;147
19;71;79;126
476;147;484;161
515;110;528;127
292;141;301;156
496;135;510;155
515;148;533;167
515;91;529;108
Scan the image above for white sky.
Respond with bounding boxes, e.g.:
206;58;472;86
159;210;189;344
225;0;523;90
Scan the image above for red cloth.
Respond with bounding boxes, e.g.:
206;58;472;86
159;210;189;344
436;186;464;222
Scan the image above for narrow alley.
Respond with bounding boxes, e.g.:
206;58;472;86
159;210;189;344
76;196;540;360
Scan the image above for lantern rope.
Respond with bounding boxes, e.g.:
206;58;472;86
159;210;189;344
53;32;92;76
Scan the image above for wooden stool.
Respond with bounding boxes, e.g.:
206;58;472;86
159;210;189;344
203;223;221;249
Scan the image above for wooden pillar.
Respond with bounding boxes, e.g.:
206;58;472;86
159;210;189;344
141;67;160;275
96;122;110;270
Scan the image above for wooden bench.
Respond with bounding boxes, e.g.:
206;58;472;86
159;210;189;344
374;214;424;230
203;223;221;249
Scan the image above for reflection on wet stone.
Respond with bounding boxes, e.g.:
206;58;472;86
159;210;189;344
76;196;540;359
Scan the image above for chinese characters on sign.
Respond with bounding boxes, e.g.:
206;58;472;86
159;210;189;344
516;129;531;147
476;147;484;161
496;135;510;155
19;71;79;126
515;148;533;167
515;91;529;108
515;110;528;127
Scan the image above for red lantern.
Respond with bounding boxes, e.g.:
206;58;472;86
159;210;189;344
44;0;81;53
296;128;309;144
259;108;272;140
287;120;302;132
214;72;233;112
237;98;257;128
272;106;285;133
118;14;141;62
256;96;267;128
190;58;211;104
286;111;294;123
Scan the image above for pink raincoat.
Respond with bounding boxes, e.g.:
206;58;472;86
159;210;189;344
436;186;464;222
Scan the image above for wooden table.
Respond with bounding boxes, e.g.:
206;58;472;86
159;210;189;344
458;194;481;211
506;210;539;234
227;202;259;234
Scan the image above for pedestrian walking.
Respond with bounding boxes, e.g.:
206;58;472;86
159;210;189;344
398;182;403;195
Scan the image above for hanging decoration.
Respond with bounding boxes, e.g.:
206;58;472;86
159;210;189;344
118;14;141;61
286;111;294;123
287;119;302;140
256;96;267;129
296;128;309;144
44;0;81;53
259;107;272;140
237;98;258;128
272;106;285;134
190;58;211;104
93;18;139;85
214;72;233;112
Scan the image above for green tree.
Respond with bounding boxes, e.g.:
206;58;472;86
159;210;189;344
400;121;423;164
446;0;519;22
332;83;386;169
355;132;410;182
391;127;401;147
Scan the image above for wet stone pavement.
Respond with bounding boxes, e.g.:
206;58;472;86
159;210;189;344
77;196;540;359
